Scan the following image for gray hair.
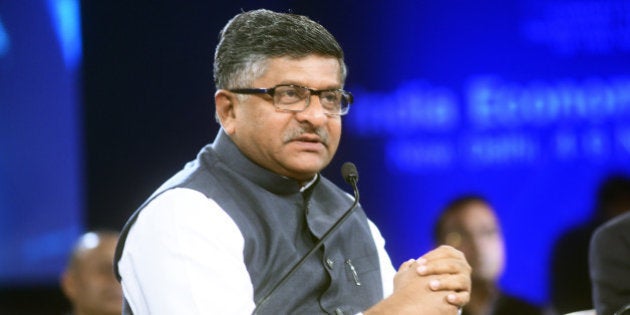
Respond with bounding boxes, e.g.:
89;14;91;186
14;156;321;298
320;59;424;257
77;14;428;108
213;9;347;90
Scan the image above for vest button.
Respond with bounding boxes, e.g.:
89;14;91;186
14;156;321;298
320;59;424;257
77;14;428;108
335;307;344;315
325;257;334;269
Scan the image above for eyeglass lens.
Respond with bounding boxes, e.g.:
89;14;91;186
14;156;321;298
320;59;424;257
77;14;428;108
273;85;348;115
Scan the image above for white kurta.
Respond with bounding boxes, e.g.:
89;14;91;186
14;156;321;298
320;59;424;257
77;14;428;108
118;187;396;315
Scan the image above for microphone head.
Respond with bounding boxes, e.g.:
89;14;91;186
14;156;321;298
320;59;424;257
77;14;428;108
341;162;359;185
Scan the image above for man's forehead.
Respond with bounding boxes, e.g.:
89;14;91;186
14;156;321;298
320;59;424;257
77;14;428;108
74;233;118;256
257;55;343;87
76;232;102;250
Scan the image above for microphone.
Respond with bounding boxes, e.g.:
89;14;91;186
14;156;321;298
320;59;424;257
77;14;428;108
252;162;361;314
341;161;359;186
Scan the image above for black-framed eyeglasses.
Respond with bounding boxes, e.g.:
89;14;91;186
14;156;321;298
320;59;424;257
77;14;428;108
228;84;353;116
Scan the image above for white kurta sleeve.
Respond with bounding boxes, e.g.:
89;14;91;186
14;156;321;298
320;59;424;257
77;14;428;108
367;219;396;298
117;188;255;314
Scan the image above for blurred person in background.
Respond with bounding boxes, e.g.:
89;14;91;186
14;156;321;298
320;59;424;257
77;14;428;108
434;195;543;315
550;173;630;314
61;230;122;315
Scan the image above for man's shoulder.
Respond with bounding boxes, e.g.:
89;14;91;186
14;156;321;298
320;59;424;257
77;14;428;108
495;293;544;315
593;211;630;244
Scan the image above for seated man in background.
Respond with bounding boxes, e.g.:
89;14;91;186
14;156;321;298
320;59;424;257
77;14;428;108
550;173;630;314
61;230;122;315
589;211;630;315
434;195;543;315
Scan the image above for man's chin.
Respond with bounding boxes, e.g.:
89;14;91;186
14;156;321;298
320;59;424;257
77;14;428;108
284;162;327;181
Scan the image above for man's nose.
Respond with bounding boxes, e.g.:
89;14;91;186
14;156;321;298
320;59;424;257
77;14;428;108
295;95;328;124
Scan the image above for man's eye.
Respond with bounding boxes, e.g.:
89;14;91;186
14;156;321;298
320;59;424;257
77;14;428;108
322;92;339;103
327;95;338;103
284;90;298;97
278;88;300;99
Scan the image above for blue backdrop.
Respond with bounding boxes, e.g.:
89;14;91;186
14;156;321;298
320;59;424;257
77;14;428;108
326;0;630;304
0;0;82;285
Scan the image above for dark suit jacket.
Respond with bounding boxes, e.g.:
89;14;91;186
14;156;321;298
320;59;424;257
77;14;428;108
590;211;630;315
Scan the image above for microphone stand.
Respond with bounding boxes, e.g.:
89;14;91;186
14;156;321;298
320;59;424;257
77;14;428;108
252;165;360;314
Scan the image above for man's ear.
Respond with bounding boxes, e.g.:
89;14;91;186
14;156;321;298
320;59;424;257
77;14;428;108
60;270;77;302
214;89;237;135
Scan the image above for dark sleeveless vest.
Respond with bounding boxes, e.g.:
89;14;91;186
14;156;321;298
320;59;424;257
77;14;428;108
114;130;384;314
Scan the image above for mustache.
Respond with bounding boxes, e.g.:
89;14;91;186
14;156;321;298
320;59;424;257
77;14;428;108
283;125;329;145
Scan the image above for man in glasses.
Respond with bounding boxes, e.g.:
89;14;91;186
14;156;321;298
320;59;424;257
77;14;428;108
114;9;471;314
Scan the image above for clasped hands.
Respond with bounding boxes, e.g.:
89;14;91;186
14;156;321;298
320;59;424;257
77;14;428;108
366;245;471;315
